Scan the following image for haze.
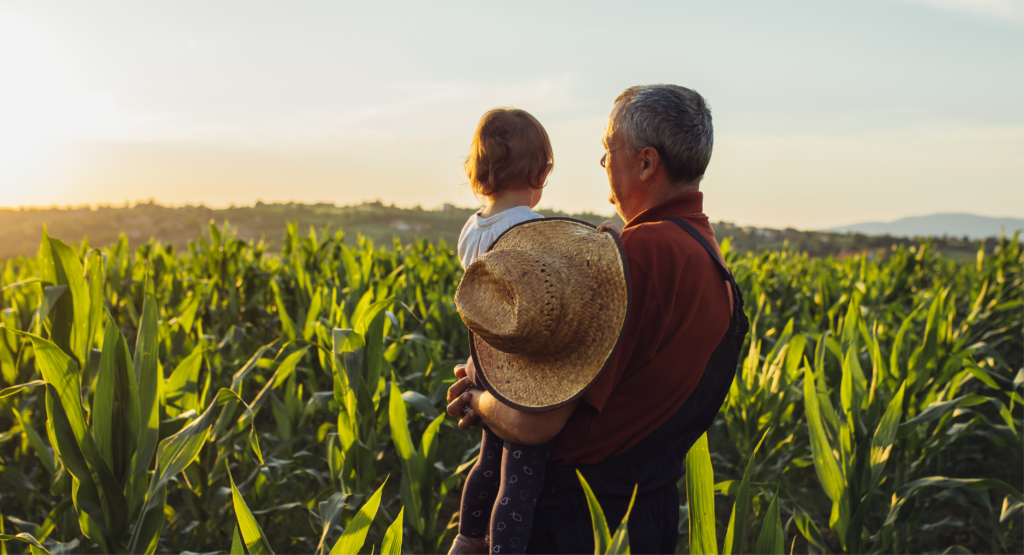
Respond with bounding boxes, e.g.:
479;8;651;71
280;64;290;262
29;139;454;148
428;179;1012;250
1;0;1021;229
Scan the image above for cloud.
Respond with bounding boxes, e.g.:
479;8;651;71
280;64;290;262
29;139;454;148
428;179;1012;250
894;0;1024;21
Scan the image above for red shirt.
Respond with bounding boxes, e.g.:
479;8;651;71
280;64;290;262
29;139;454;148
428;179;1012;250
549;192;732;465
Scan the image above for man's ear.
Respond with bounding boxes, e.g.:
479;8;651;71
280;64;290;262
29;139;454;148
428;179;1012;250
638;147;661;181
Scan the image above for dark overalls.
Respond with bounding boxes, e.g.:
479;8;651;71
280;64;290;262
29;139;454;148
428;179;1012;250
527;218;750;555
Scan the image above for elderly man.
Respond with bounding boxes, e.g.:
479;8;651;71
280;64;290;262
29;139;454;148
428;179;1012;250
447;84;748;554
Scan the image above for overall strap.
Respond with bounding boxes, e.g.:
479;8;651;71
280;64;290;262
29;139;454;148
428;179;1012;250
662;217;745;311
662;217;731;280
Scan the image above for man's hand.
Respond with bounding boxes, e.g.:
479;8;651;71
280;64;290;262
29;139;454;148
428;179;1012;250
597;219;623;237
446;356;579;444
447;362;482;429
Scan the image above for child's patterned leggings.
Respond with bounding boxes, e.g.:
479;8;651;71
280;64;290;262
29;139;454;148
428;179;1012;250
458;426;554;554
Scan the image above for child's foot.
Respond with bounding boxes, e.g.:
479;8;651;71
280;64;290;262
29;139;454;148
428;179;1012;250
448;534;489;555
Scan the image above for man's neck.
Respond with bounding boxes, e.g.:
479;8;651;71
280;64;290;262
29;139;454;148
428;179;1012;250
622;180;699;222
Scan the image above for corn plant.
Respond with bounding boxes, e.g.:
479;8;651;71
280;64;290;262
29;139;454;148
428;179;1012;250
0;225;1019;554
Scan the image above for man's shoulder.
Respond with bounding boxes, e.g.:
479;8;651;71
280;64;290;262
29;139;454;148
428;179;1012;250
621;220;702;263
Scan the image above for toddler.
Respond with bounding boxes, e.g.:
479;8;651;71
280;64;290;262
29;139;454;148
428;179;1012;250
451;108;620;555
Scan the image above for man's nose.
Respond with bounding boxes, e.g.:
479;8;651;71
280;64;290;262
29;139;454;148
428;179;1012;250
599;153;606;168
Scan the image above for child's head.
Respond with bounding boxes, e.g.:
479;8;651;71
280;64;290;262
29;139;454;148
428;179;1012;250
465;108;553;201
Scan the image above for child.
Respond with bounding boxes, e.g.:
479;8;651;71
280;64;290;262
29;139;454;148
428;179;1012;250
451;108;620;555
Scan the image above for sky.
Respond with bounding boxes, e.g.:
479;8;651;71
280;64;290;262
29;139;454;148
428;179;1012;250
0;0;1021;229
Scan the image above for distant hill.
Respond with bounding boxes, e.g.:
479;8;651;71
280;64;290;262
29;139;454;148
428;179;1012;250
827;213;1023;240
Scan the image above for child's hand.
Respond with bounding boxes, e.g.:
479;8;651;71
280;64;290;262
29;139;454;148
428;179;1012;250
596;219;623;237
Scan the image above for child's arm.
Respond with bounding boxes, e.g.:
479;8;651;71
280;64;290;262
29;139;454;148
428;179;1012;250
596;219;623;237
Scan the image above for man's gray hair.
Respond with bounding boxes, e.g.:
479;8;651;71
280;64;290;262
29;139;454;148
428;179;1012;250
614;84;713;184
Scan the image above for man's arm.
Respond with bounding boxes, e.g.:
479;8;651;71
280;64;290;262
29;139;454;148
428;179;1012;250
446;358;578;446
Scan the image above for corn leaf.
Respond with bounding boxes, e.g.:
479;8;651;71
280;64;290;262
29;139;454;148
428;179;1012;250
577;470;612;554
229;463;274;555
39;231;91;368
316;492;351;555
381;506;404;555
11;329;127;537
803;365;848;544
164;345;204;418
11;409;54;476
753;488;785;555
93;314;141;482
606;485;637;555
867;381;905;490
230;524;244;555
130;272;162;503
686;432;718;555
724;428;770;555
0;533;53;555
329;476;388;555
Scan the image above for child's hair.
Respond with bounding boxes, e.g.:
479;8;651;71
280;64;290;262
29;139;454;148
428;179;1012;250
465;107;553;199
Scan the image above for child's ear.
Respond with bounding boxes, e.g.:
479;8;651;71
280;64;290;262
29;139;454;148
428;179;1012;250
535;163;553;187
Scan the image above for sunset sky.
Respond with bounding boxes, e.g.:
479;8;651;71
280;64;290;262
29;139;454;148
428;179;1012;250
1;0;1021;229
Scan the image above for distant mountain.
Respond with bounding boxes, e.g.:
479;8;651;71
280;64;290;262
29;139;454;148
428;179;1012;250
826;213;1023;240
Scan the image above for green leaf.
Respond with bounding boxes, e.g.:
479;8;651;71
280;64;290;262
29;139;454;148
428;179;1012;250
381;506;404;555
316;493;351;555
163;345;204;418
44;383;115;539
724;428;770;555
93;314;141;482
402;390;439;418
885;476;1024;528
792;507;829;554
85;251;105;362
388;374;416;462
131;271;162;491
803;366;844;501
330;476;388;555
270;280;296;341
803;365;848;545
272;346;310;389
230;524;244;555
0;533;53;555
898;477;1023;503
0;381;46;399
606;485;637;555
388;374;423;533
12;408;55;475
211;342;275;443
39;231;91;368
753;488;785;555
868;381;905;490
128;388;261;552
685;432;718;555
577;469;612;554
897;394;989;437
10;328;128;536
229;462;275;555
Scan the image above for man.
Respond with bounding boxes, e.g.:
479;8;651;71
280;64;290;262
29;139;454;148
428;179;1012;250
447;84;748;554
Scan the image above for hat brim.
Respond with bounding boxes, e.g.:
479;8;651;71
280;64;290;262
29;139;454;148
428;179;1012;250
468;218;631;413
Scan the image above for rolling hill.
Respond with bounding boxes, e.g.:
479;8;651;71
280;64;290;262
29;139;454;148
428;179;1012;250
827;213;1023;240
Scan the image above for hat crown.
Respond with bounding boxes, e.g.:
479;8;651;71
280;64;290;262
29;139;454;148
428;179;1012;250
456;249;577;357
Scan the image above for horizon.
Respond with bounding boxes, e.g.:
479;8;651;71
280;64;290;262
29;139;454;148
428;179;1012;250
3;198;1022;233
1;0;1022;229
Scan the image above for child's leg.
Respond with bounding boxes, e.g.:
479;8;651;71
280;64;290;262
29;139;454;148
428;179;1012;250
458;427;505;539
489;439;555;555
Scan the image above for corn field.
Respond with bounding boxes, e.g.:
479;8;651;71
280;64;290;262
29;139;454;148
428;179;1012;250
0;223;1021;554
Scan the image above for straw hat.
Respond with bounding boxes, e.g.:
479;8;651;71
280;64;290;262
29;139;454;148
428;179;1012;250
455;218;630;412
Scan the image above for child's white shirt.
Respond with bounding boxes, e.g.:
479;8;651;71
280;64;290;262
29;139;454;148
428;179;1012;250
458;206;542;269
